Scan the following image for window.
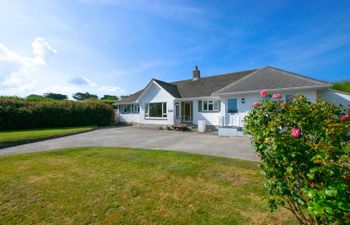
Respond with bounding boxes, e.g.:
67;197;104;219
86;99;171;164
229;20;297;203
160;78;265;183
121;105;130;113
227;98;238;113
200;100;220;112
145;102;167;118
133;104;140;113
175;103;180;119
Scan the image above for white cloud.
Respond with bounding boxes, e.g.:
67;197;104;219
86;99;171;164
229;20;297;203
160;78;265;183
0;37;57;93
0;38;124;98
0;37;57;68
99;85;124;93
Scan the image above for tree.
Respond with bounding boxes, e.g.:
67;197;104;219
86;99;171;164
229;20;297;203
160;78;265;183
26;94;51;101
72;92;98;101
100;95;119;106
44;92;68;100
101;95;119;100
244;90;350;225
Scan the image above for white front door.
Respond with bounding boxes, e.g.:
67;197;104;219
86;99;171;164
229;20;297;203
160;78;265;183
227;98;239;126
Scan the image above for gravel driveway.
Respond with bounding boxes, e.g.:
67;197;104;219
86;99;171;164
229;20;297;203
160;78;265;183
0;126;258;161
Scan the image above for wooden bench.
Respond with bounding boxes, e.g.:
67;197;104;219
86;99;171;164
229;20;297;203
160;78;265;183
171;124;189;131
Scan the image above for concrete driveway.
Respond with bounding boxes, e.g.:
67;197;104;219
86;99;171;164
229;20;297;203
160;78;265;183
0;127;258;161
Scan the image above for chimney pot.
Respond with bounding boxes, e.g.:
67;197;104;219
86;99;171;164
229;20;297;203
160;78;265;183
193;65;200;80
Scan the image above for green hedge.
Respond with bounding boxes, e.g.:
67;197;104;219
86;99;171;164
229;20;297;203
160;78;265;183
0;98;115;130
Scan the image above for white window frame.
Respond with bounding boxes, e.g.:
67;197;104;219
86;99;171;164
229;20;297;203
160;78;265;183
202;100;220;112
122;105;129;113
133;104;140;113
145;102;167;119
175;103;180;119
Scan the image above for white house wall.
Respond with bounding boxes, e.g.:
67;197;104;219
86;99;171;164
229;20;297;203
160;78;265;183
118;113;140;124
318;90;350;108
220;89;318;127
119;87;320;127
192;100;221;126
138;82;175;125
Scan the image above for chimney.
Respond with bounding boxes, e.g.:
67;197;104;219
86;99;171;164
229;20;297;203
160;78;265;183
193;65;200;81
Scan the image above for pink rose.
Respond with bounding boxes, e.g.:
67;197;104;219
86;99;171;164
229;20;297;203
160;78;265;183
260;89;267;97
272;93;282;99
291;128;300;137
252;102;259;107
340;115;350;120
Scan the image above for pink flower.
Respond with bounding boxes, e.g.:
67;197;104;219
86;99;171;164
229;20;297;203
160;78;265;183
272;92;282;99
252;102;259;107
340;115;350;120
260;89;267;97
291;128;301;137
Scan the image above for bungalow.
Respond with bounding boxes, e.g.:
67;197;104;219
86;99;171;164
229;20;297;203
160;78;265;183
115;66;350;130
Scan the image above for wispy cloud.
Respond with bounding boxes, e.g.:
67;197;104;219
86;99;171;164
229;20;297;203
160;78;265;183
70;76;96;86
109;59;176;78
79;0;205;20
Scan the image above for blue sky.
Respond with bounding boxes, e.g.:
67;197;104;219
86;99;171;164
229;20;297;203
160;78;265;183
0;0;350;97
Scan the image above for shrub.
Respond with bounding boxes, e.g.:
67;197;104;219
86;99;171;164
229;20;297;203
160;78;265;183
332;80;350;93
0;97;115;130
244;93;350;225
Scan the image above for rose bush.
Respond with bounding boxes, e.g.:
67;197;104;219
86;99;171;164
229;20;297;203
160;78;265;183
244;93;350;225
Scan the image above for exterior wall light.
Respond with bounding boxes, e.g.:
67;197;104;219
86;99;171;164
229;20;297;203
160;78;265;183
241;98;245;104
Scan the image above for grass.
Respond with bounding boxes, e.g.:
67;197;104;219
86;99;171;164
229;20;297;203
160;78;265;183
0;126;95;143
332;80;350;93
0;147;297;225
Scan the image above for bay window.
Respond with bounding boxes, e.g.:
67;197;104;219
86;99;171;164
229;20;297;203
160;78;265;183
145;102;167;118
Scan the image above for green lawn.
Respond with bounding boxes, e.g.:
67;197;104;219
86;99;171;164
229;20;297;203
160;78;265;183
0;148;297;225
0;126;95;143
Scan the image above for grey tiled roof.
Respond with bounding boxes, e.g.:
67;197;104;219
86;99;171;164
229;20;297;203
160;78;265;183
115;69;255;104
153;79;181;98
115;89;144;104
115;66;330;105
172;69;255;98
213;67;330;95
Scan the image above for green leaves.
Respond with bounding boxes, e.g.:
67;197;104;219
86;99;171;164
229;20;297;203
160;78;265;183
244;94;350;224
0;97;115;130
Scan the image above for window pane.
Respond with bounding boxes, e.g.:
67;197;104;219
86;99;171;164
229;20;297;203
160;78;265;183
145;104;149;116
149;103;162;117
175;103;180;118
213;100;220;111
163;102;167;113
203;101;208;111
228;99;237;113
208;101;213;111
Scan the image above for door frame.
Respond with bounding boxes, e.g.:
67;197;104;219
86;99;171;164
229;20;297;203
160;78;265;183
181;101;193;123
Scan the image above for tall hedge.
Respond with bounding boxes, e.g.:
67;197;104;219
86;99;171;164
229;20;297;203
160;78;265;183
0;98;115;130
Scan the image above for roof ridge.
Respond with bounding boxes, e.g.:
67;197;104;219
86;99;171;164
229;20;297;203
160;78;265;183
211;68;265;95
152;78;178;87
170;68;258;84
264;66;329;85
